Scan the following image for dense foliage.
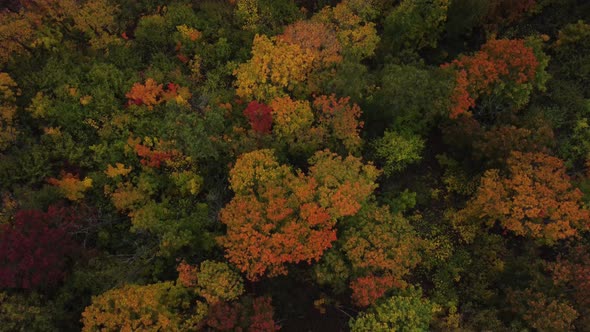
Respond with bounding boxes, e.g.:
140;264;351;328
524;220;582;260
1;0;590;330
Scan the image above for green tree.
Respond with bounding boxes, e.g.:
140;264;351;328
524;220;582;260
349;288;434;332
372;131;424;175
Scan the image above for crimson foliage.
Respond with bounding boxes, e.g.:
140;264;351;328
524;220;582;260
0;206;79;290
243;101;273;134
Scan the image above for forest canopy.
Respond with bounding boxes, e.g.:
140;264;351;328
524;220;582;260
1;0;590;331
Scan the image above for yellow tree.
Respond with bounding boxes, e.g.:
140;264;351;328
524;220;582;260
71;0;121;50
47;172;93;202
177;260;245;304
81;282;182;332
312;2;380;60
0;10;37;65
234;34;315;102
0;73;19;150
278;20;343;92
269;96;315;140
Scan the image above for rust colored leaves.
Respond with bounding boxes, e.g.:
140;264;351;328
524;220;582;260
219;149;379;280
443;39;539;118
460;152;589;243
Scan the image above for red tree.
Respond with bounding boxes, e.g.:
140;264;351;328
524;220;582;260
0;206;79;289
243;101;273;134
204;296;279;332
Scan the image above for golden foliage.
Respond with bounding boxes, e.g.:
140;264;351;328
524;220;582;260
105;163;133;178
107;181;148;212
269;96;314;139
176;25;202;42
195;260;245;304
72;0;121;50
81;282;180;332
280;21;342;66
47;172;93;202
0;73;19;150
234;34;316;102
312;2;380;60
0;11;36;65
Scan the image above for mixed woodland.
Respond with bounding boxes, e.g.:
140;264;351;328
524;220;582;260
1;0;590;330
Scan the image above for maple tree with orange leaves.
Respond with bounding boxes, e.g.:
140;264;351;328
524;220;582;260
457;152;590;243
219;149;379;280
442;39;541;118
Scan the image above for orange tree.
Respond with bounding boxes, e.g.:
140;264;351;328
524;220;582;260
456;151;589;243
218;149;380;280
442;38;548;119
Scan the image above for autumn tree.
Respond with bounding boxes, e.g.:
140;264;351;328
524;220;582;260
314;94;364;154
174;260;278;331
268;96;315;141
0;206;79;289
312;2;380;61
103;136;209;257
229;94;365;165
177;260;245;304
442;38;547;118
456;152;589;243
278;20;343;92
83;260;269;331
81;282;182;332
234;34;315;102
243;100;273;134
0;72;20;150
126;79;191;110
314;204;423;306
219;149;379;280
47;172;93;202
266;94;364;157
507;288;578;331
280;21;342;67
